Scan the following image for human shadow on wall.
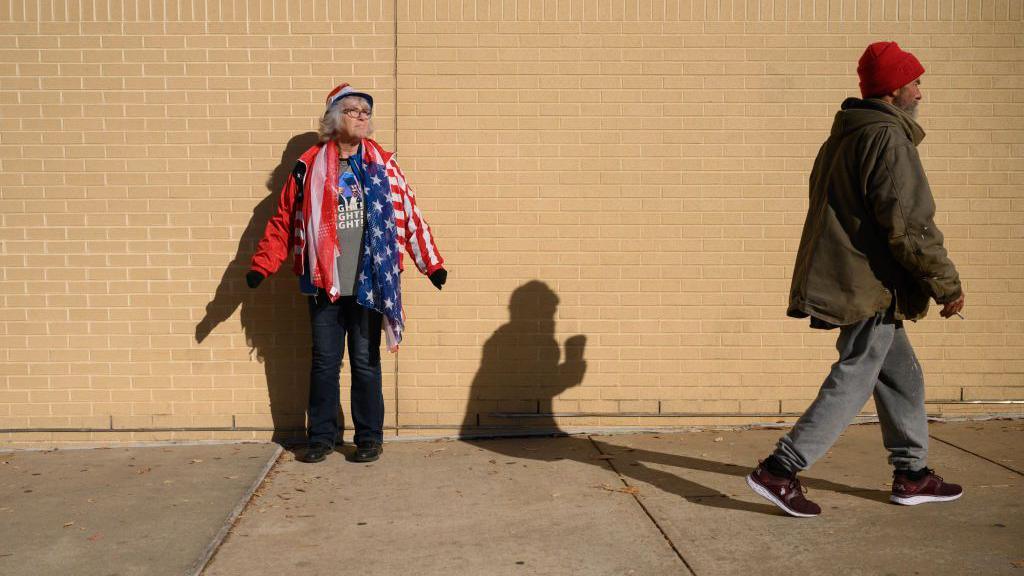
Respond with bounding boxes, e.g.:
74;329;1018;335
194;131;320;446
459;280;587;433
459;281;887;514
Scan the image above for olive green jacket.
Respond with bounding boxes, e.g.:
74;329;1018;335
788;98;961;325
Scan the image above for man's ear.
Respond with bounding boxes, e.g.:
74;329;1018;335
877;88;899;104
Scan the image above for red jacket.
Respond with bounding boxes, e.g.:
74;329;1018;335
250;139;444;283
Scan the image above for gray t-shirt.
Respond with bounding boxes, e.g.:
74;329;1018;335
336;161;366;297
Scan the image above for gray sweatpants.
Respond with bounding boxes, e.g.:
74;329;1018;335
773;313;928;472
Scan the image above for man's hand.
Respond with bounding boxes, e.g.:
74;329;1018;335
246;270;265;289
940;292;965;319
429;268;447;290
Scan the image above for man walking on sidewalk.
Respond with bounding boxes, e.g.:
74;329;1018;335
747;42;966;517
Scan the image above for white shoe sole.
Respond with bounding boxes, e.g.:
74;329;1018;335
746;474;819;518
890;492;963;506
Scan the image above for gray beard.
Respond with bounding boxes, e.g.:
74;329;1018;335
900;101;919;119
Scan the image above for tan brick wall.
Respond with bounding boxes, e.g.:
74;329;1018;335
1;0;1022;446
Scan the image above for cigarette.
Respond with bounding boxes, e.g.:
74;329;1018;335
955;312;965;319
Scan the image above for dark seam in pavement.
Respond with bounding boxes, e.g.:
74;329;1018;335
187;444;284;576
587;436;697;576
929;435;1023;476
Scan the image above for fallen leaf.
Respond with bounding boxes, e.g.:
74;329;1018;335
136;467;151;475
1011;559;1024;568
190;459;203;464
63;522;74;528
595;484;640;495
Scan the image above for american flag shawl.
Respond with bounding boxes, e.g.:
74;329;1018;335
356;146;404;350
301;138;442;352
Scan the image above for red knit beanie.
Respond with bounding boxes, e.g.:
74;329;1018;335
857;42;925;98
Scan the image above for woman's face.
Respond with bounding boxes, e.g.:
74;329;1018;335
340;97;372;140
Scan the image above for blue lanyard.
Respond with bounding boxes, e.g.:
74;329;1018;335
344;142;367;192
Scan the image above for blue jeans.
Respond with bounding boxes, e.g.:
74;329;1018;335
307;294;384;446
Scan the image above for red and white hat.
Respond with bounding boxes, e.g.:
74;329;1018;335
325;83;373;112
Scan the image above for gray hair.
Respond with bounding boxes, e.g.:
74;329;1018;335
318;95;374;143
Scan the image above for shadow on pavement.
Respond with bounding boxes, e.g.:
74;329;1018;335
459;280;887;515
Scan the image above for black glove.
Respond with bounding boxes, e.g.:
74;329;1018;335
246;270;265;289
429;268;447;290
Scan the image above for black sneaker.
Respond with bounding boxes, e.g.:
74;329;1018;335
299;442;333;464
891;468;963;505
354;441;383;463
746;461;821;518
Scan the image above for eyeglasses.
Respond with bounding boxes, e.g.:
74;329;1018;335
342;108;372;119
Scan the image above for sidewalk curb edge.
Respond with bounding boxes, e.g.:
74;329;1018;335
186;444;284;576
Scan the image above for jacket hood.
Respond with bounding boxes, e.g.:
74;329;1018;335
830;97;926;146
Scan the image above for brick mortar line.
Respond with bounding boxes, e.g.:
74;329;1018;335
392;0;400;436
587;434;697;576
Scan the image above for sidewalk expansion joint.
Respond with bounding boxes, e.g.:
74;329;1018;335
187;444;284;576
929;435;1023;477
587;435;697;576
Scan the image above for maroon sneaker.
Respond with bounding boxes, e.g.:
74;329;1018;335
890;468;963;506
746;461;821;518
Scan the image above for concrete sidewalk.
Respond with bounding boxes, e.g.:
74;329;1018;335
2;420;1022;575
0;442;280;576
